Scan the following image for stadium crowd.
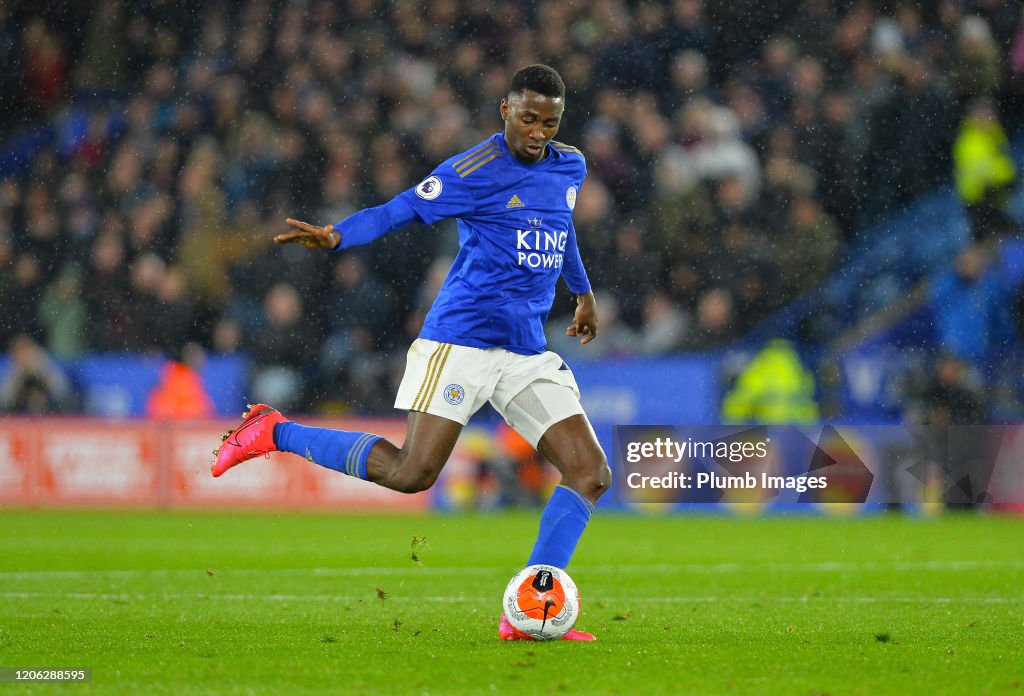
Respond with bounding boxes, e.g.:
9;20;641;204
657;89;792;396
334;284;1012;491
1;0;1023;414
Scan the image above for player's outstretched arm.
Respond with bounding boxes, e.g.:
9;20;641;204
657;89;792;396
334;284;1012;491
566;291;599;345
274;218;341;250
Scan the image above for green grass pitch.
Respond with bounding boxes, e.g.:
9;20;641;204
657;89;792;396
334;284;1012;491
0;509;1021;695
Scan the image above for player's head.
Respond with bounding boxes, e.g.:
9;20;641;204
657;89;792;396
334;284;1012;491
508;64;565;102
501;64;565;164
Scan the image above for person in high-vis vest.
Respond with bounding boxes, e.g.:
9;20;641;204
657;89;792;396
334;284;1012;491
722;339;820;424
953;99;1018;242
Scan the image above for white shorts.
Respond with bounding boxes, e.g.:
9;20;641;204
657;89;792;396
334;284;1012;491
394;339;585;447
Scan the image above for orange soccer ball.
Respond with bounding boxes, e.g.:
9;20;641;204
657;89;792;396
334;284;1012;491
502;564;580;640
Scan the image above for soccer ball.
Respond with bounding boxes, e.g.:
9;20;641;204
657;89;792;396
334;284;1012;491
502;564;580;640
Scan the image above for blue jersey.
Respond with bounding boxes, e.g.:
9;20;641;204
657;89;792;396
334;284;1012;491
400;134;591;354
337;133;592;355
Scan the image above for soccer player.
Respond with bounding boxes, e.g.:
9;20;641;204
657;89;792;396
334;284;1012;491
213;65;610;641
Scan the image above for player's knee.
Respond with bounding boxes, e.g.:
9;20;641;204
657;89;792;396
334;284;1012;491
585;458;612;502
388;453;442;494
400;467;440;493
569;454;611;503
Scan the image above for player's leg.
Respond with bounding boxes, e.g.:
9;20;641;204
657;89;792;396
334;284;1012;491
529;411;610;568
494;375;609;642
213;404;461;494
492;360;610;568
275;409;464;493
498;412;609;642
215;339;483;490
277;408;462;492
364;411;463;493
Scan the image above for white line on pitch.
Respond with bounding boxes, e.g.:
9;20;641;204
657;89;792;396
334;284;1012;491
0;559;1021;580
0;592;1019;605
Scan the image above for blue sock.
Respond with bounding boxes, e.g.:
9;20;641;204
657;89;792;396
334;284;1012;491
273;422;380;480
527;485;594;569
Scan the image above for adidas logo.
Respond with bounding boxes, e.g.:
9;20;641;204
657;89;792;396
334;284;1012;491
506;194;525;209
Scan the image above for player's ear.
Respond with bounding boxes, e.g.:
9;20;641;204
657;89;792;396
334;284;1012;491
500;98;509;121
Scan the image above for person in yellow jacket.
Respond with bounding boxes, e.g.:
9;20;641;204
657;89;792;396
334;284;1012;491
953;99;1018;241
722;339;820;423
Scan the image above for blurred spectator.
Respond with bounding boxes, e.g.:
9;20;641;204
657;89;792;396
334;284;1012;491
663;49;717;115
929;244;1014;369
685;103;761;197
813;91;866;235
721;339;820;424
123;253;167;352
21;18;68;117
1009;8;1024;122
637;290;689;354
953;99;1018;242
901;61;958;192
6;252;44;347
212;317;243;355
177;199;265;324
594;4;658;92
760;124;818;230
571;177;618;275
0;335;73;413
647;147;715;270
919;353;987;425
787;0;836;57
73;2;128;93
0;7;21;138
663;0;713;59
83;229;132;351
37;263;87;359
153;265;197;351
681;287;740;350
146;343;215;420
711;175;759;229
948;15;1002;103
496;423;554;507
752;34;796;119
721;77;768;145
712;223;775;332
582;115;637;211
319;254;395;378
772;195;844;298
247;282;311;411
602;219;659;328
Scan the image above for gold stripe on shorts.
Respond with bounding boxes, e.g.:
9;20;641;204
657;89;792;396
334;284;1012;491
412;343;447;412
417;343;453;412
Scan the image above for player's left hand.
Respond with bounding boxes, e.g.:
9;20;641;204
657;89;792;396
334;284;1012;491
567;291;598;345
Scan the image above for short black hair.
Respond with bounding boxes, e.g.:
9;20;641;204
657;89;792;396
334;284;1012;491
508;64;565;100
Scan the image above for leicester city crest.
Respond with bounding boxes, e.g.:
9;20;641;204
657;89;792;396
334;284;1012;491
566;185;577;210
443;384;465;405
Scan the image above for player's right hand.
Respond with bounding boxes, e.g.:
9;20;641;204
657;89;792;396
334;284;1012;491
274;218;341;250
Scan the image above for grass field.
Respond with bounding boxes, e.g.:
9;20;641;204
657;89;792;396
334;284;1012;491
0;509;1021;695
